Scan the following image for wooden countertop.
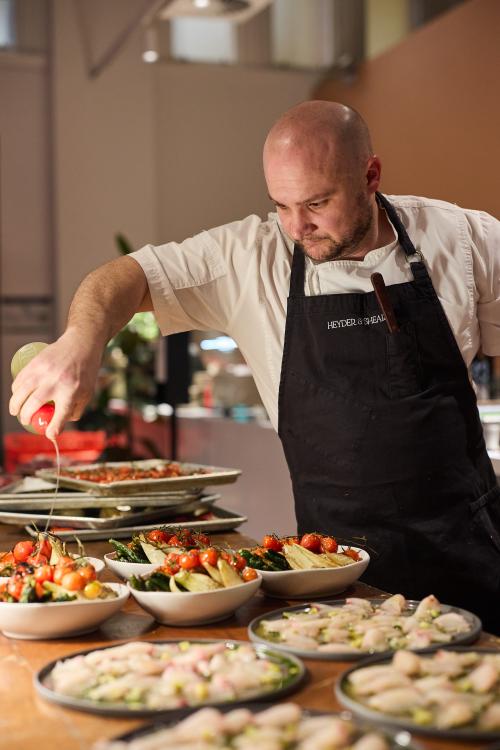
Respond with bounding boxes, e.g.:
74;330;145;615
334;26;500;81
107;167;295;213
0;525;498;750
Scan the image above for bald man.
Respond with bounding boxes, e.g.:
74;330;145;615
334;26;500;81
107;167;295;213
10;101;500;630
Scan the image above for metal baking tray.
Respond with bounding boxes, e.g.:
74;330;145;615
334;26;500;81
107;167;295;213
0;494;219;530
25;506;247;540
36;459;241;495
0;489;206;510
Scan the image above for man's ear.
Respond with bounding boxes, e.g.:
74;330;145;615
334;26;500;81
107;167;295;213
366;155;382;194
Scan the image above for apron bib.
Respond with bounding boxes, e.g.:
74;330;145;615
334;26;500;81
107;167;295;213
278;192;500;633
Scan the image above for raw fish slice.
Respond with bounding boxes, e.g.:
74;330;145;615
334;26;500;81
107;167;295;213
413;595;441;619
478;701;500;731
367;686;424;714
344;598;374;615
432;612;471;633
253;702;302;726
434;700;474;729
360;627;391;651
379;594;406;614
296;719;353;750
317;642;365;653
468;661;499;693
351;734;390;750
353;671;411;697
392;650;422;676
348;665;398;687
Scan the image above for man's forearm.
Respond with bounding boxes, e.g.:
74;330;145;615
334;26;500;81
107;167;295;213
66;255;152;348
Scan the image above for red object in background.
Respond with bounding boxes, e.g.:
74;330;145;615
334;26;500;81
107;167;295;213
3;430;108;473
30;403;56;435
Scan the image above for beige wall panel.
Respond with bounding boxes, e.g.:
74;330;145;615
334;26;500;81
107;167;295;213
316;0;500;218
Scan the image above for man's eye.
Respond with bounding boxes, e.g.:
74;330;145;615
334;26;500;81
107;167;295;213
308;200;326;209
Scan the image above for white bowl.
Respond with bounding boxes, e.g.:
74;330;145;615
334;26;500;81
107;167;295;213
104;551;157;580
259;547;370;599
128;575;261;626
0;582;128;639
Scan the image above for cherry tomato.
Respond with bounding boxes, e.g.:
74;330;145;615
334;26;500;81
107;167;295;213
194;532;210;547
284;535;300;545
167;535;184;547
146;529;170;544
162;561;180;575
0;551;15;565
53;564;75;585
199;548;218;567
55;555;75;569
77;564;97;583
61;571;86;591
231;553;246;571
84;581;102;599
34;565;53;583
7;578;24;600
242;566;258;581
26;552;49;566
35;582;46;599
320;536;338;554
13;540;35;563
300;533;322;553
342;547;360;561
30;402;55;435
178;550;200;570
262;535;283;552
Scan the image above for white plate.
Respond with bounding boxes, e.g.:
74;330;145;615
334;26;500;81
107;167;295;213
104;552;157;580
259;547;370;598
128;575;262;626
0;582;128;639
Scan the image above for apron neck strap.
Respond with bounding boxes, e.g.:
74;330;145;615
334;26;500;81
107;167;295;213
376;192;420;259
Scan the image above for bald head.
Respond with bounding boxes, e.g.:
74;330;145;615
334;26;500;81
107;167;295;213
263;100;373;176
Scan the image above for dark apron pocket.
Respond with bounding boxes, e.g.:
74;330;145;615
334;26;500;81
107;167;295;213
470;484;500;554
385;322;422;399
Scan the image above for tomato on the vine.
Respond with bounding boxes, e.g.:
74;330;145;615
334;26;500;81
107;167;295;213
26;552;49;566
342;547;360;561
300;533;322;553
13;540;35;563
320;536;338;554
167;535;184;547
36;537;52;559
199;548;218;567
34;565;53;583
242;566;258;581
178;550;200;570
262;535;283;552
231;553;246;571
146;529;170;545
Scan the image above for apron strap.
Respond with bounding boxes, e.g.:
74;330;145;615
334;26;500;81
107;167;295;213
290;241;307;297
376;192;420;260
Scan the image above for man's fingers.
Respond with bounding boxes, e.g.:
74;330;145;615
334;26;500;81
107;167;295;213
18;393;46;427
45;398;76;442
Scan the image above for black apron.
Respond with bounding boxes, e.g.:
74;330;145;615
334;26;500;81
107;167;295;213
278;192;500;633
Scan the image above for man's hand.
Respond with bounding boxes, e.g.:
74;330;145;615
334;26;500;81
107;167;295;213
9;329;103;441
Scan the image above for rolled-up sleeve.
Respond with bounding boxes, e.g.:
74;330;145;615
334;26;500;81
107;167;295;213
472;212;500;355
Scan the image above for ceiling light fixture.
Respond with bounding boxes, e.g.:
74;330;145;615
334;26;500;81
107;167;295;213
142;25;159;63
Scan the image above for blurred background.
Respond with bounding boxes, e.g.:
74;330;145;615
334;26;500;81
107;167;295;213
1;0;499;533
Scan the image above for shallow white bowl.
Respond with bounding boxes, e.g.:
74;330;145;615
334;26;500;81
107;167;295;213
104;552;157;580
0;582;128;639
128;575;261;626
259;547;370;599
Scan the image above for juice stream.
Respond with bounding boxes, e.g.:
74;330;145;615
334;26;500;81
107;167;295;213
43;437;60;534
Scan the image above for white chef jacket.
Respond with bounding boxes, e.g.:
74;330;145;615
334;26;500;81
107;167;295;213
131;195;500;431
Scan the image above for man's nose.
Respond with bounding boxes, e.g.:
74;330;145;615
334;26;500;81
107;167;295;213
290;209;315;240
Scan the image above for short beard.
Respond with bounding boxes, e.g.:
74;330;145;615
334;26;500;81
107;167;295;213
298;194;373;263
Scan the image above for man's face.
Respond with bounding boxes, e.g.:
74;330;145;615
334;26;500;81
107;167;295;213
264;149;373;262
